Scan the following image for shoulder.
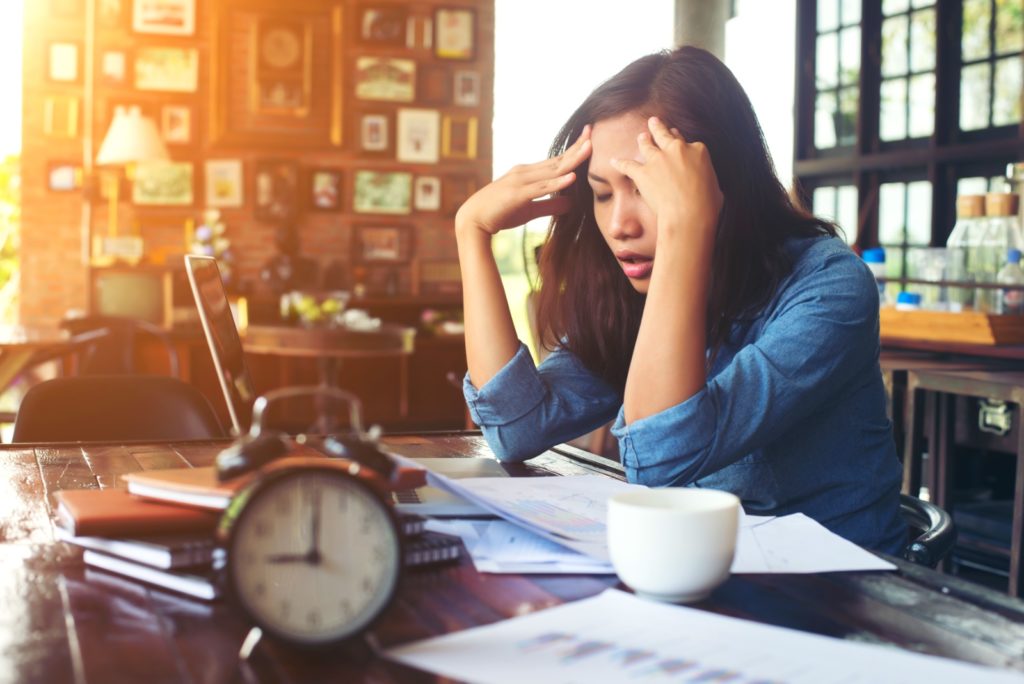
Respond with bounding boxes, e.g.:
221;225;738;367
772;235;878;319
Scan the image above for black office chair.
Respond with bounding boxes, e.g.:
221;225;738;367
11;375;225;443
59;315;180;378
900;493;957;568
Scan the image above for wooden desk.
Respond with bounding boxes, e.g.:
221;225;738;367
3;435;1024;681
0;325;105;392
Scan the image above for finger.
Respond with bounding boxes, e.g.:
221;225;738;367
609;157;641;179
516;139;591;184
521;172;576;201
636;130;660;157
647;116;678;149
521;195;573;222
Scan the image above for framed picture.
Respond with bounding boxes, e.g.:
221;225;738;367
444;176;477;215
360;114;390;152
160;105;192;144
43;95;79;138
133;0;195;36
441;114;478;160
357;5;409;47
47;162;82;192
419;261;462;295
100;50;128;85
205;159;244;208
309;168;342;211
355;57;415;102
434;8;475;60
132;161;194;206
396;108;440;164
253;159;299;222
353;170;412;215
135;47;199;92
48;42;79;82
355;225;412;263
453;70;480;107
253;19;313;115
419;66;450;105
413;176;442;211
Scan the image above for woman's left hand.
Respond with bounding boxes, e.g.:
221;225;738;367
610;116;723;242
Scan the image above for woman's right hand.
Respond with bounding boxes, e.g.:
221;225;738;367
455;126;592;236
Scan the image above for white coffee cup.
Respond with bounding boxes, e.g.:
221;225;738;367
607;488;740;603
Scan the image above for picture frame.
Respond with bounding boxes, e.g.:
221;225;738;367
100;50;128;85
205;159;244;208
355;57;416;102
355;225;412;263
309;168;343;211
135;47;199;92
413;176;442;212
353;170;412;215
419;66;450;105
418;260;462;295
47;162;82;192
160;105;192;144
48;42;79;83
132;0;195;36
434;7;475;60
132;161;194;206
253;159;299;223
396;108;440;164
43;95;79;138
453;70;480;107
360;114;390;152
253;18;313;116
441;114;478;160
444;176;477;215
357;5;409;47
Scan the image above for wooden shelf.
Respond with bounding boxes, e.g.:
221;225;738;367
880;307;1024;346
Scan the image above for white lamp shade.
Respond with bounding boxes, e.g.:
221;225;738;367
96;105;170;166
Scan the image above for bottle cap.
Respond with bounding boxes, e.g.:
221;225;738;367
1010;249;1022;264
862;247;886;263
956;194;986;218
985;193;1019;217
896;292;922;306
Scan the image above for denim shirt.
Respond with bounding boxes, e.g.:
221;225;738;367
464;236;906;555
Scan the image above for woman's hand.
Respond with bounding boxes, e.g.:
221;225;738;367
610;117;722;241
456;127;592;236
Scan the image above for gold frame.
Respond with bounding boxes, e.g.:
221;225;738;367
441;114;478;160
43;95;79;137
249;18;314;117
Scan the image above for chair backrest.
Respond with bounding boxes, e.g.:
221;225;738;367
12;375;225;443
900;493;957;567
60;315;180;377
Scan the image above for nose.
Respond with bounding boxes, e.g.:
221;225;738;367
607;194;644;240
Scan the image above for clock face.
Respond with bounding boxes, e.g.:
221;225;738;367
261;27;302;70
228;468;401;645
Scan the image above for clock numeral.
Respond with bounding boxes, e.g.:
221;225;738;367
279;600;291;619
339;599;352;617
274;496;292;515
306;610;321;628
373;545;387;561
254;582;266;597
254;519;271;538
361;576;374;593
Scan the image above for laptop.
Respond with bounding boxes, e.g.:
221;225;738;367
184;255;504;516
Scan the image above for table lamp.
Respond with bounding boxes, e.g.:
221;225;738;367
93;105;169;263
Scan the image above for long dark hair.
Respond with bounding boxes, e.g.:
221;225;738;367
535;46;835;393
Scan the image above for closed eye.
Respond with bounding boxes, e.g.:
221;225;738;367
594;193;611;203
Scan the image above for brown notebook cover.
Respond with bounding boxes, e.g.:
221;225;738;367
55;489;219;537
122;466;249;511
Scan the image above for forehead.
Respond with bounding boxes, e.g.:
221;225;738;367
589;111;649;170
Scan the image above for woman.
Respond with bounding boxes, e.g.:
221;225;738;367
455;46;904;553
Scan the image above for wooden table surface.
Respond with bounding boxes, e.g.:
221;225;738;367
4;433;1024;683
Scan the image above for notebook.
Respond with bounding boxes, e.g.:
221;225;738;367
184;254;506;516
54;488;220;537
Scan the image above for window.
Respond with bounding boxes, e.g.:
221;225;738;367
812;182;860;243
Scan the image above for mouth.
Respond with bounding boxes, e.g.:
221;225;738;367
615;251;653;280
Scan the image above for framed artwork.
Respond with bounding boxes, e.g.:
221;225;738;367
434;8;475;60
355;57;415;102
355;225;412;263
453;70;480;107
100;50;128;85
253;159;299;222
253;18;313;115
135;47;199;92
441;114;479;160
353;170;412;215
205;159;244;208
444;176;477;215
47;162;82;192
48;42;79;83
360;114;390;152
43;95;79;138
419;66;450;105
132;161;194;206
396;108;440;164
160;105;192;144
309;168;342;211
413;176;442;212
357;5;408;47
133;0;195;36
419;261;462;295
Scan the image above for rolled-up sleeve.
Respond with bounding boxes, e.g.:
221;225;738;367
612;247;881;486
464;343;620;462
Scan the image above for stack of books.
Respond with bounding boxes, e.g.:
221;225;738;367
55;467;462;602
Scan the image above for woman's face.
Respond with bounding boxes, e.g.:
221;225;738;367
588;111;659;294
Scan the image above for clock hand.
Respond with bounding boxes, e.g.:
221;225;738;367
307;485;323;565
265;553;310;564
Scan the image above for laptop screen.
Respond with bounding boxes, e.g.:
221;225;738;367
184;255;254;435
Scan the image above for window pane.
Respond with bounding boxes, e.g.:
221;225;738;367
911;0;935;7
962;0;991;61
909;72;935;137
882;15;909;77
883;0;910;16
816;32;838;88
995;0;1024;54
880;78;908;140
840;26;860;85
813;186;837;220
818;0;839;32
837;185;859;244
838;86;858;146
993;55;1023;126
840;0;861;25
879;182;906;244
907;181;932;245
960;62;992;130
957;176;990;197
909;8;936;72
885;246;905;281
815;92;838;148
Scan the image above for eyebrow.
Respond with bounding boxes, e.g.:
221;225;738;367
587;172;610;184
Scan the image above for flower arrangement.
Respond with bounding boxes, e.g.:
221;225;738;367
190;209;236;289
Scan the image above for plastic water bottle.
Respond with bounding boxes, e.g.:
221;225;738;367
862;247;887;304
946;195;986;311
996;248;1024;315
895;291;922;311
976;193;1023;313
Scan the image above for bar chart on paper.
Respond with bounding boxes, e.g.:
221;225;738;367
386;590;1022;684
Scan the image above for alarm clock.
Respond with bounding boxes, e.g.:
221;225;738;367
216;386;406;649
